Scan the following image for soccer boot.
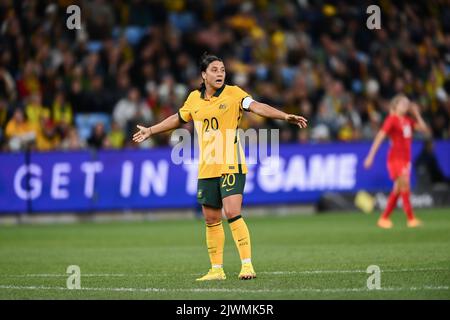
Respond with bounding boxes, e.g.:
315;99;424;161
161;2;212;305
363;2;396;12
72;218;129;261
196;268;226;281
238;263;256;280
407;218;423;228
377;217;393;229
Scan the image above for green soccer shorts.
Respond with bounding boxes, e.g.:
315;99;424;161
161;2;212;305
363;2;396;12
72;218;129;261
197;173;246;209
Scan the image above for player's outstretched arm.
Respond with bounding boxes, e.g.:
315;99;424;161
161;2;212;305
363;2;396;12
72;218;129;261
364;130;386;169
248;101;308;128
410;103;430;135
132;113;181;143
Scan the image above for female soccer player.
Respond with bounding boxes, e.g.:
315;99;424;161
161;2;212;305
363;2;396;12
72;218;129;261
133;54;307;280
364;94;429;229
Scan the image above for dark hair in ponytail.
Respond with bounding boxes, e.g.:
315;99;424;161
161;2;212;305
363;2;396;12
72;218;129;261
199;52;223;90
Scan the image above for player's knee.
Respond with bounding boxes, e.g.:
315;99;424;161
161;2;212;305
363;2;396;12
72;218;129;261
223;209;239;220
398;176;410;192
399;185;410;192
392;182;399;193
222;208;232;219
204;215;220;225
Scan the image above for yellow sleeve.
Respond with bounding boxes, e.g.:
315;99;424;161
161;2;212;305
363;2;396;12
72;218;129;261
232;86;252;110
5;121;15;138
178;91;195;123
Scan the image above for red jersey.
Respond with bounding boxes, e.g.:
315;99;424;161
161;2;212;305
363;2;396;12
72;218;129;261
381;114;415;163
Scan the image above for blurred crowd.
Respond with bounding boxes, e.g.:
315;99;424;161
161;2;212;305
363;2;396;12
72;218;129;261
0;0;449;152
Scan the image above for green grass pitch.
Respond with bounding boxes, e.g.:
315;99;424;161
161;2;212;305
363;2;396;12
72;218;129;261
0;208;449;299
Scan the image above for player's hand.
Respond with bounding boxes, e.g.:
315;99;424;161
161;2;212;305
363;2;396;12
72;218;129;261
285;114;308;128
132;125;152;143
410;102;420;116
363;156;373;169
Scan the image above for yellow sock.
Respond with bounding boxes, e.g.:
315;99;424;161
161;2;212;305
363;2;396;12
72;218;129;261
206;221;225;267
228;215;252;263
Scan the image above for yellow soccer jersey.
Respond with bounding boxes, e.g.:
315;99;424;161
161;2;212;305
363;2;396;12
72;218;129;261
178;85;251;179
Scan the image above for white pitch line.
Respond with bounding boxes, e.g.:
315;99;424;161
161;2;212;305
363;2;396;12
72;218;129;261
1;267;448;278
2;274;129;278
0;284;448;294
260;267;450;275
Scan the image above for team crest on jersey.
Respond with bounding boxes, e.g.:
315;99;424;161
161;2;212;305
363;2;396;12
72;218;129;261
219;104;227;109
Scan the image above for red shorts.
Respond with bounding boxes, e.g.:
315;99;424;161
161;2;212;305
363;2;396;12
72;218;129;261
387;160;411;180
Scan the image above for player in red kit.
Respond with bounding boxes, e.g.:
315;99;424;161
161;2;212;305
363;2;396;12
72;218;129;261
364;94;429;229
